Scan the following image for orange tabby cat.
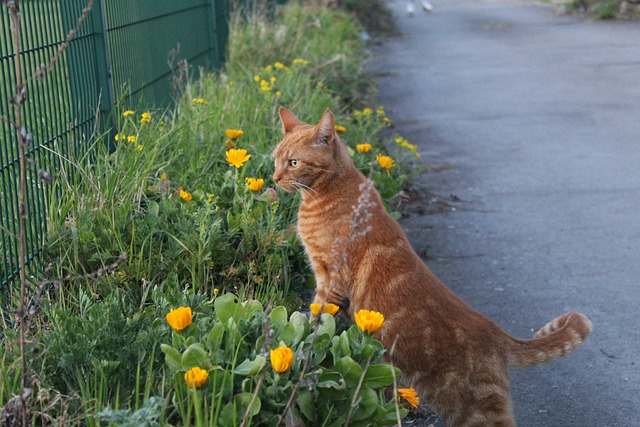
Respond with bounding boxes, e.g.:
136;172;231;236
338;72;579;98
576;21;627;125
272;107;592;427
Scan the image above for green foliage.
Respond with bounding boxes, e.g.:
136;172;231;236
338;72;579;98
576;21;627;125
566;0;624;19
160;293;405;426
6;2;424;424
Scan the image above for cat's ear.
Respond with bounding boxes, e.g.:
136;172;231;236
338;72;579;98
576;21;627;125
279;107;304;134
315;108;335;146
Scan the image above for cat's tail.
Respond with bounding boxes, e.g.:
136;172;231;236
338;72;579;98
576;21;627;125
505;311;592;368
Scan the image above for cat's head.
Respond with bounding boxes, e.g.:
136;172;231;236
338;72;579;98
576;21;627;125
272;107;352;196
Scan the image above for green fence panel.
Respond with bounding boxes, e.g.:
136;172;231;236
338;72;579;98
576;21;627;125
1;0;283;319
103;0;219;108
1;0;81;311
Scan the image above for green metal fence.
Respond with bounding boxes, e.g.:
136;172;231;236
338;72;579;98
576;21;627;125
0;0;280;312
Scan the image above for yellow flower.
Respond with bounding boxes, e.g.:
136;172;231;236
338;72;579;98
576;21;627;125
376;106;386;116
254;75;261;82
270;346;294;373
226;139;235;148
115;133;122;141
292;58;309;66
127;135;137;143
208;193;215;203
335;125;346;133
192;98;206;104
260;80;272;92
140;112;151;123
184;367;208;388
123;110;135;117
356;143;372;153
376;154;395;174
354;309;385;334
213;288;219;296
270;76;277;83
180;189;193;202
310;303;340;316
226;148;251;168
263;65;273;72
245;177;264;192
136;144;144;151
362;108;373;116
275;91;282;97
398;386;420;408
166;306;192;331
225;129;244;140
274;61;285;69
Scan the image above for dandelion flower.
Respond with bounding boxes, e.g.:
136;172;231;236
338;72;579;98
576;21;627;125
270;346;294;373
192;98;206;104
225;129;244;140
208;193;215;203
245;177;264;192
335;125;346;133
398;386;420;408
184;367;208;388
310;303;339;316
140;112;151;123
356;143;372;153
354;309;385;334
226;148;251;168
362;108;373;116
254;75;261;82
274;61;285;69
127;135;137;143
166;306;192;331
123;110;135;117
136;145;144;151
376;154;395;175
115;133;122;141
275;91;282;97
180;189;193;202
292;58;309;66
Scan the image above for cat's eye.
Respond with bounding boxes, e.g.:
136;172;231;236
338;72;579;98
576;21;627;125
289;159;299;168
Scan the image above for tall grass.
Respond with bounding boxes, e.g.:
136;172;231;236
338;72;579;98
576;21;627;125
1;2;420;424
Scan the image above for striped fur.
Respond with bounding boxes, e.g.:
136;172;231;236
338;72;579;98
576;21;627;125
273;107;592;427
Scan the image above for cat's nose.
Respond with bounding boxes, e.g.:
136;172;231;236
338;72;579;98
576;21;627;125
273;172;281;183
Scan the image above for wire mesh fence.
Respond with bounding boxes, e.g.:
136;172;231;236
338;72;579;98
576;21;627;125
0;0;282;315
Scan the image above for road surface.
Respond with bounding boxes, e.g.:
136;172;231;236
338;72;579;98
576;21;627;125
372;0;640;425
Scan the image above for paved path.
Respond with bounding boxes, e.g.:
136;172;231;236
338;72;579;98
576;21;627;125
372;1;640;425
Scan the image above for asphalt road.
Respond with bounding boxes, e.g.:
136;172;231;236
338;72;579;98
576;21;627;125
371;1;640;425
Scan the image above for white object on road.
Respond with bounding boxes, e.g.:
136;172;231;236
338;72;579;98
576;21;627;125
421;0;433;12
407;1;415;16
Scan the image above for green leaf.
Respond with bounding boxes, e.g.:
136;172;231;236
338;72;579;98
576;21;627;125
317;371;346;390
362;364;396;388
297;390;315;421
269;306;287;335
234;355;266;376
206;322;225;351
148;201;160;218
350;387;378;421
242;299;263;319
333;331;351;358
278;323;295;346
317;313;335;337
234;392;261;418
160;344;182;371
181;343;208;369
334;356;363;386
215;293;242;326
289;311;308;345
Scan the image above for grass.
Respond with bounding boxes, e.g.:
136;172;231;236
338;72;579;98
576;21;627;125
1;2;421;425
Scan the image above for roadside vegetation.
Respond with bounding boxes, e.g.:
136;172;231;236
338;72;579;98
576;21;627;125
565;0;640;19
1;2;422;425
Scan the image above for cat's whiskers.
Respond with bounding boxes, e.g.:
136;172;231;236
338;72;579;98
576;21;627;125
293;181;319;201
